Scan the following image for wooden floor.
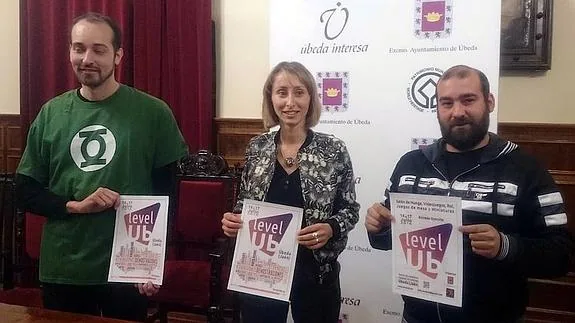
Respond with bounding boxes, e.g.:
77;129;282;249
0;284;228;323
161;312;207;323
151;312;238;323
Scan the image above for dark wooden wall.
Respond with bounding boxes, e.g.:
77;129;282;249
215;119;575;322
4;115;575;321
214;118;265;167
499;123;575;323
0;115;21;174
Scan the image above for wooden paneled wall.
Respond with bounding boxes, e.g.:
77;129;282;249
499;123;575;323
214;118;265;167
3;115;575;321
0;115;21;174
216;119;575;322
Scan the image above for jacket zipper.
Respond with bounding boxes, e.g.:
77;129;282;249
429;162;480;323
431;163;481;196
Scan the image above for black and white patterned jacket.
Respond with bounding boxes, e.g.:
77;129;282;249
234;130;360;273
369;133;573;323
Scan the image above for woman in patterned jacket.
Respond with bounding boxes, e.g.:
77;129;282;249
221;61;360;323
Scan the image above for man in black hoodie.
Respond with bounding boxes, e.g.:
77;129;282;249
365;65;573;323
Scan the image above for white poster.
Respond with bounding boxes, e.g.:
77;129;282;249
227;199;304;302
270;1;501;321
108;195;169;285
390;193;463;307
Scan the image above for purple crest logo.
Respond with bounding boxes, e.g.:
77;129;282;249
124;203;160;245
399;223;452;279
414;0;453;39
249;213;293;256
316;71;349;112
411;137;439;150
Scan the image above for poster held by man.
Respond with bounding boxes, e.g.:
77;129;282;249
108;195;169;285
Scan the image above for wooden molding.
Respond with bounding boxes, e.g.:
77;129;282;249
214;118;265;167
0;114;20;124
525;308;575;323
3;116;575;321
527;276;575;322
214;119;575;322
550;170;575;186
499;122;575;175
0;114;21;174
499;123;575;143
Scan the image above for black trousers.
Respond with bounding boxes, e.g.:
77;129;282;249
239;261;341;323
42;282;148;322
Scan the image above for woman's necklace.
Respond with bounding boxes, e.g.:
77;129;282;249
279;132;306;168
285;156;296;168
278;148;297;168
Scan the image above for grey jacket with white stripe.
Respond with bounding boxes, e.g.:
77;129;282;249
369;132;573;323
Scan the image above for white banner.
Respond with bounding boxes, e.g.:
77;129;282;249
270;1;501;322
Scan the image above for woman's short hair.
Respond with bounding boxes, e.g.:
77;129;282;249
262;61;322;130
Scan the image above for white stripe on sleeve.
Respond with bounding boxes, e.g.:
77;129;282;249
538;192;563;208
544;213;568;226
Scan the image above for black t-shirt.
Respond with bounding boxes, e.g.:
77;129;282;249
443;147;486;182
265;160;304;209
265;160;317;273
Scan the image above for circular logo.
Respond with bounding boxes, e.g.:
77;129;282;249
406;67;444;112
70;125;117;172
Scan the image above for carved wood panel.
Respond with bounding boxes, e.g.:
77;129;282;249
2;117;574;321
500;123;575;322
214;118;265;167
0;115;21;174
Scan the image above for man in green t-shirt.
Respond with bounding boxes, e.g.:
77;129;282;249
15;12;188;322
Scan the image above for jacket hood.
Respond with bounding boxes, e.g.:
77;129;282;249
421;132;518;164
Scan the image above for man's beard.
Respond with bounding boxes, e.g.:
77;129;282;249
440;108;490;151
75;67;114;89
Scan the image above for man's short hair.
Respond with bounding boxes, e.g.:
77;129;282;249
71;12;122;51
437;65;490;100
261;61;322;130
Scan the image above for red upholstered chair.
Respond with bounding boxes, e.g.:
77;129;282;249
0;174;44;308
23;213;45;262
149;150;239;323
11;212;45;289
0;174;14;288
